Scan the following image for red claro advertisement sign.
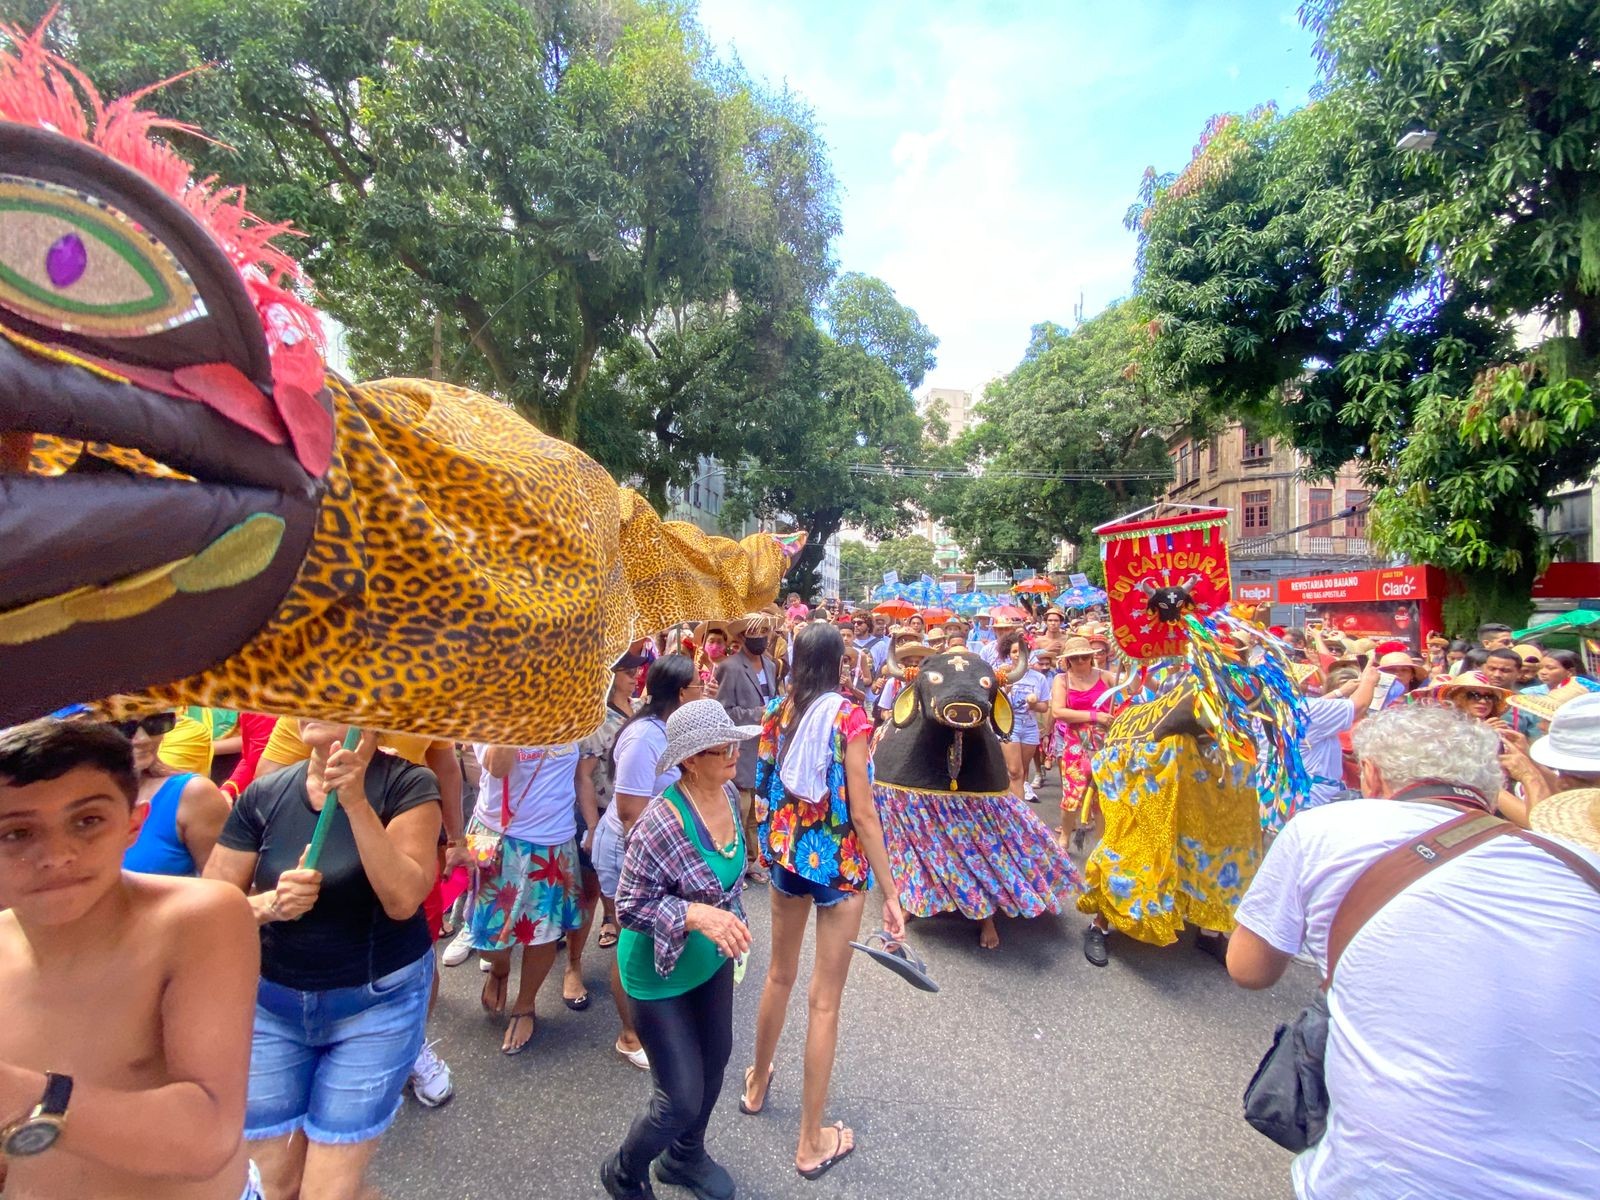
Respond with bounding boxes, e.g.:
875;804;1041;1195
1275;565;1446;649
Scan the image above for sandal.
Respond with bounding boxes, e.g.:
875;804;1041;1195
848;930;939;992
796;1122;854;1181
597;922;619;949
502;1011;536;1056
738;1064;774;1115
480;969;508;1015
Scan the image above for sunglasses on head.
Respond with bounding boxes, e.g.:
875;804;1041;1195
113;712;177;739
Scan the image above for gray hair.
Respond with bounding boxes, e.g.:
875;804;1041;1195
1350;704;1502;802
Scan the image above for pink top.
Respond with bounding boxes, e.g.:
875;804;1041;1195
1062;675;1109;716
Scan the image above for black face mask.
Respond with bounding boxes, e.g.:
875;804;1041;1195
743;637;768;656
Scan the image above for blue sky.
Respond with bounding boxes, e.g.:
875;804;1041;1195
696;0;1321;391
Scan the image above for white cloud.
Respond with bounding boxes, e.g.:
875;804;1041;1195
697;1;1317;390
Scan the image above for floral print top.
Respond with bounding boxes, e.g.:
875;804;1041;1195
754;695;875;893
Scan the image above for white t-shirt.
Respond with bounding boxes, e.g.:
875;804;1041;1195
1299;697;1355;808
472;742;580;845
1235;798;1600;1200
612;716;679;801
1008;669;1047;743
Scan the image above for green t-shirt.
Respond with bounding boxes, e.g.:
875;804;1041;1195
619;785;744;1001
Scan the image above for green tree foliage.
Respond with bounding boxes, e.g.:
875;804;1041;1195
30;0;839;450
836;535;940;602
928;303;1183;572
824;272;939;390
1131;0;1600;625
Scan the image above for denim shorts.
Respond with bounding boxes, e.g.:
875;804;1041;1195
245;952;433;1144
592;806;626;898
769;863;852;909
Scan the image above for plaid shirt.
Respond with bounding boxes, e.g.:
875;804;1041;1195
616;785;747;979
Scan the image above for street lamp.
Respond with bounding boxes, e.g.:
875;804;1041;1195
1396;128;1439;153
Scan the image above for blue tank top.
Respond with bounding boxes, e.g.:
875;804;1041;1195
123;773;197;876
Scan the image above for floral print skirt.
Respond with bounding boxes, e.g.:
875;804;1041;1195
464;820;584;952
874;783;1083;920
1076;737;1261;945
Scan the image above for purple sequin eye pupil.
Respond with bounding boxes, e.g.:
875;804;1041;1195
45;232;88;288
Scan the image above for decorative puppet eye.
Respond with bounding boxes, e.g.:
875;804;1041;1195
922;671;943;684
0;174;206;337
980;677;993;688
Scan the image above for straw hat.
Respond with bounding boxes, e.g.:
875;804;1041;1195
733;611;779;636
1506;680;1591;725
1377;651;1418;673
895;642;936;663
1529;693;1600;776
1059;636;1096;659
693;619;730;643
1528;788;1600;853
1425;670;1510;716
1513;643;1545;665
656;699;762;774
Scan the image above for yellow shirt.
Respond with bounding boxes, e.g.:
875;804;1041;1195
156;715;213;774
260;721;446;769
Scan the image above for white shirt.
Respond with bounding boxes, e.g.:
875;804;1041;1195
612;717;679;801
1298;697;1355;808
1235;799;1600;1200
472;743;580;845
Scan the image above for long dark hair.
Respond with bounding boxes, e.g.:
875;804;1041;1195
611;653;696;775
784;622;845;734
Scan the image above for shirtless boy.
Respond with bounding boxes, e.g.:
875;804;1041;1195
0;719;260;1200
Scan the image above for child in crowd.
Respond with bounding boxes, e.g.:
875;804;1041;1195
0;718;260;1200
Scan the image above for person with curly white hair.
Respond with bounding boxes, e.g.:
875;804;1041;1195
1226;703;1600;1200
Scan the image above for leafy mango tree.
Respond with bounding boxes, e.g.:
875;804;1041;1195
1132;0;1600;627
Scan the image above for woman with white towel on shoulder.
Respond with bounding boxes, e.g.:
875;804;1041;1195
738;621;904;1183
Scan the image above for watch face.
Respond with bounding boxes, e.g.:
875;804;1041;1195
6;1120;62;1155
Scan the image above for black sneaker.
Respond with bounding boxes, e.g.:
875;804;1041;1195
602;1153;657;1200
656;1150;735;1200
1196;931;1229;966
1082;924;1110;968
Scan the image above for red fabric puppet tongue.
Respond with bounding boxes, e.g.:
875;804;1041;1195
270;338;334;478
172;362;287;445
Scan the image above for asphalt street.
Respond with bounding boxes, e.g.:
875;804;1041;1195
372;783;1314;1200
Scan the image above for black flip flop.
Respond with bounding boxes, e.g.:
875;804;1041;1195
563;991;591;1011
797;1122;855;1181
848;930;939;993
738;1064;774;1115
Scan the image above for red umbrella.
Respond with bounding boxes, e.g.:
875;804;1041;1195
920;606;954;624
873;598;918;620
990;604;1030;623
1013;576;1056;595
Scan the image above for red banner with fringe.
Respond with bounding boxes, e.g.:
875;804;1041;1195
1096;508;1232;659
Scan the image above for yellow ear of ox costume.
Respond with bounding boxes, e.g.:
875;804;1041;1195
0;24;798;744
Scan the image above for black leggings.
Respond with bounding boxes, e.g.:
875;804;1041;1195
618;960;735;1182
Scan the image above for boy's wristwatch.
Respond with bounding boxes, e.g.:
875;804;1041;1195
1;1072;72;1155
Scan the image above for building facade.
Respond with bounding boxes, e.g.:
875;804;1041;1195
1162;423;1383;600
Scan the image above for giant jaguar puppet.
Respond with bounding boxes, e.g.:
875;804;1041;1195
0;22;797;744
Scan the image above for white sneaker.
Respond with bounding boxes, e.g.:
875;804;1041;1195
1023;783;1039;804
442;927;474;968
409;1039;454;1108
615;1039;649;1071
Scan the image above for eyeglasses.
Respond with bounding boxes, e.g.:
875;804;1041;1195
112;712;178;739
1458;690;1499;704
697;743;738;761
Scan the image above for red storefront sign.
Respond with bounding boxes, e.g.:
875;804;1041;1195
1532;562;1600;599
1276;565;1447;650
1275;565;1437;605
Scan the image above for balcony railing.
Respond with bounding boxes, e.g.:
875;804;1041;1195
1303;535;1369;555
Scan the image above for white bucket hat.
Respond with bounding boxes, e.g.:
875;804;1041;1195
656;699;762;774
1529;693;1600;776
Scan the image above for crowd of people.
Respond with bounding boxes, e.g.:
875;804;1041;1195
2;596;1598;1200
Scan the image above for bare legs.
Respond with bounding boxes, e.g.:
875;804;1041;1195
252;1132;383;1200
564;869;600;1006
1003;740;1025;800
483;940;560;1052
745;889;868;1173
611;956;644;1056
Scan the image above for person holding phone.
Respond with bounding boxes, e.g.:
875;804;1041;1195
1299;660;1383;809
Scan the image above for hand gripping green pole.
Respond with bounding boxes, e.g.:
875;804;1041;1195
304;726;362;871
